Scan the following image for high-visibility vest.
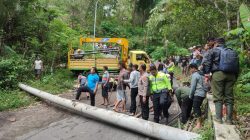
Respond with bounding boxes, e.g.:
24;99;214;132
148;72;172;94
168;64;175;72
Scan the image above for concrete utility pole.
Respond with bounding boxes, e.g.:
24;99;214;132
19;83;200;140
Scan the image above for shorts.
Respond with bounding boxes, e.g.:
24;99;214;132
102;85;109;97
116;89;126;101
35;69;41;75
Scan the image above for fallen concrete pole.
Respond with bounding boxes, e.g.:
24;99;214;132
19;83;200;140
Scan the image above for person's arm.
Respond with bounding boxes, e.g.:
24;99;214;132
78;76;81;85
142;75;149;102
94;76;99;94
166;62;174;68
103;72;109;86
142;76;149;96
123;71;134;83
163;74;172;90
189;74;197;99
202;49;213;74
175;88;182;105
149;77;153;95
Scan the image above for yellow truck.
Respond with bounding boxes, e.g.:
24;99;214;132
67;37;151;74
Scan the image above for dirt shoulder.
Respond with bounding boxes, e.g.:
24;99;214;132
0;102;71;140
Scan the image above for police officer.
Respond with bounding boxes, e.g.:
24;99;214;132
149;64;172;123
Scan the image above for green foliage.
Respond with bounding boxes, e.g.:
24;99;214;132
0;55;30;90
147;0;225;48
197;120;214;140
150;46;166;60
240;4;250;33
0;90;36;111
0;69;74;111
235;71;250;115
28;69;74;94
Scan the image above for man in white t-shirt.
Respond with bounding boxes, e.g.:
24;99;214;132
34;56;43;80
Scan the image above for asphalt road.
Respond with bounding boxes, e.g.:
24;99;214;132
16;115;151;140
0;78;179;140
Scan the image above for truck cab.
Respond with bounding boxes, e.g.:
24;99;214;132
129;51;151;67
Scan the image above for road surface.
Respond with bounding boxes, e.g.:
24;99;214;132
0;79;180;140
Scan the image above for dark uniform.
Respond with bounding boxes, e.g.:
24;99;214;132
149;72;172;123
202;43;239;124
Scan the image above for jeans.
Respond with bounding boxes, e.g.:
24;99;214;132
152;91;171;123
193;96;205;118
139;95;149;120
130;88;138;113
76;86;95;106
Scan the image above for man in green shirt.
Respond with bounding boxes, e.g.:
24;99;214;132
175;82;192;124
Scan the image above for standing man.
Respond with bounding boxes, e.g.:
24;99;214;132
113;62;129;112
101;66;110;106
34;56;43;80
138;64;150;120
166;58;175;87
149;64;172;123
203;38;239;125
123;64;140;116
75;67;99;106
181;56;188;76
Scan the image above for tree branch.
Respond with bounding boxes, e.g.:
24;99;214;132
209;0;226;15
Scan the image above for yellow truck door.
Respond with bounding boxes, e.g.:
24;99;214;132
130;51;150;66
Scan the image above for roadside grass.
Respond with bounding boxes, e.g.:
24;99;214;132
197;120;214;140
235;92;250;116
0;90;37;111
28;69;75;95
0;69;75;112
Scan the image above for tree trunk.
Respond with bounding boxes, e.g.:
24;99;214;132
225;0;231;31
132;0;137;26
22;41;28;58
237;0;240;27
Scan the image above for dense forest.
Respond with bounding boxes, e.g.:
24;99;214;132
1;0;250;114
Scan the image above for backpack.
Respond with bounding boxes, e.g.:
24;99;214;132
217;47;239;73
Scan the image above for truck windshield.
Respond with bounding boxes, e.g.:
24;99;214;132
136;54;149;62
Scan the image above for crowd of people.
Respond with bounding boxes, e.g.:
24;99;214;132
72;43;120;59
74;37;240;128
176;37;239;129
